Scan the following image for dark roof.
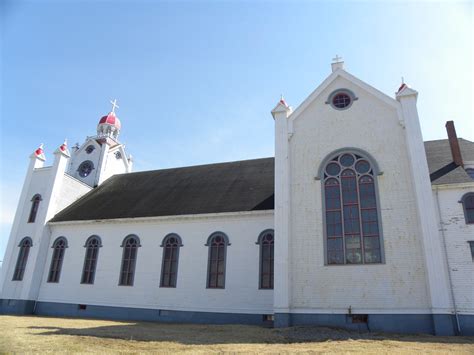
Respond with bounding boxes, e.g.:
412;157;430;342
51;158;274;222
51;139;474;223
424;138;474;185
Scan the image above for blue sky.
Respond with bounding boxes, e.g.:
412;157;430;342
0;0;472;263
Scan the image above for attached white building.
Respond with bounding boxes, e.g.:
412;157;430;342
1;60;473;335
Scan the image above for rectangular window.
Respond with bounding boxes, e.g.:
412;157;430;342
469;241;474;261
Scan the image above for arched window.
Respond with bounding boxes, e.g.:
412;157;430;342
12;237;32;281
81;236;102;284
319;149;383;265
160;234;183;288
206;232;230;289
48;237;68;283
257;230;274;289
460;193;474;224
119;235;140;286
28;194;42;223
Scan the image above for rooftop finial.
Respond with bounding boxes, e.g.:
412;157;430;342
34;143;45;159
331;55;344;72
60;139;68;152
397;77;408;93
332;54;343;63
279;94;288;107
110;98;119;113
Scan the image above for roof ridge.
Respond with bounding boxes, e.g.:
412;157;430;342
114;156;275;177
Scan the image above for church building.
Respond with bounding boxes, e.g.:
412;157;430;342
1;59;473;336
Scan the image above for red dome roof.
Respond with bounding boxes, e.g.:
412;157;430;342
99;112;121;130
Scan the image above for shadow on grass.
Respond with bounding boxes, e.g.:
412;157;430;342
27;321;474;345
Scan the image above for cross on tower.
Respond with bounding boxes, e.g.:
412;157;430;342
110;99;119;113
332;55;343;63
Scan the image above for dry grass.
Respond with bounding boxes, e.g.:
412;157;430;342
0;315;473;354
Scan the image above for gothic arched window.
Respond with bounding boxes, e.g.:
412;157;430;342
257;230;274;289
160;234;183;288
460;193;474;224
119;235;140;286
320;150;384;265
28;194;42;223
48;237;68;283
12;237;32;281
206;232;230;289
81;236;102;284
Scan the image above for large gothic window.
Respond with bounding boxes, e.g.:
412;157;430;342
321;150;383;265
160;234;183;288
81;236;102;284
119;235;140;286
28;194;42;223
206;232;230;289
48;237;67;283
12;237;32;281
257;230;274;289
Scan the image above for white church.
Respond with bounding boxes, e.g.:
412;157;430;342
1;59;473;336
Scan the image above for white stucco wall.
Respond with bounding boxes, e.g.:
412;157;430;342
38;211;274;314
287;75;430;313
55;174;92;213
99;146;129;183
1;167;52;299
434;184;474;315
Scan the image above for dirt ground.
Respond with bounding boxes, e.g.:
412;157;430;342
0;315;473;354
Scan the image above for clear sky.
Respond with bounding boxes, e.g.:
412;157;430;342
0;0;472;263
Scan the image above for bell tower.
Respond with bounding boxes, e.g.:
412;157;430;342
67;100;133;187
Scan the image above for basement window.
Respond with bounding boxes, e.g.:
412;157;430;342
159;310;172;317
263;314;274;322
349;314;368;323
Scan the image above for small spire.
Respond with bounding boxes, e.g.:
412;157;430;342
59;139;68;152
34;143;46;160
35;143;44;157
279;94;289;107
397;77;408;93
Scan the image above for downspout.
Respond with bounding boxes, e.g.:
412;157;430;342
434;186;461;334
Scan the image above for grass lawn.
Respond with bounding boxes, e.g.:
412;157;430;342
0;315;473;353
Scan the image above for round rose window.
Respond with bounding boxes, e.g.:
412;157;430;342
332;93;351;109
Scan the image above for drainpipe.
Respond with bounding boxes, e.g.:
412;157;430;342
435;187;461;334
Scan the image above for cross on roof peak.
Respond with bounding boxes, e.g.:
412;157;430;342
110;99;119;113
332;55;343;63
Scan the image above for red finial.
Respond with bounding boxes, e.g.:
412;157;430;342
397;83;407;93
397;77;407;93
279;94;289;108
60;139;67;152
35;143;44;157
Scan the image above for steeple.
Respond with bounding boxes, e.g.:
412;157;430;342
97;99;122;140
